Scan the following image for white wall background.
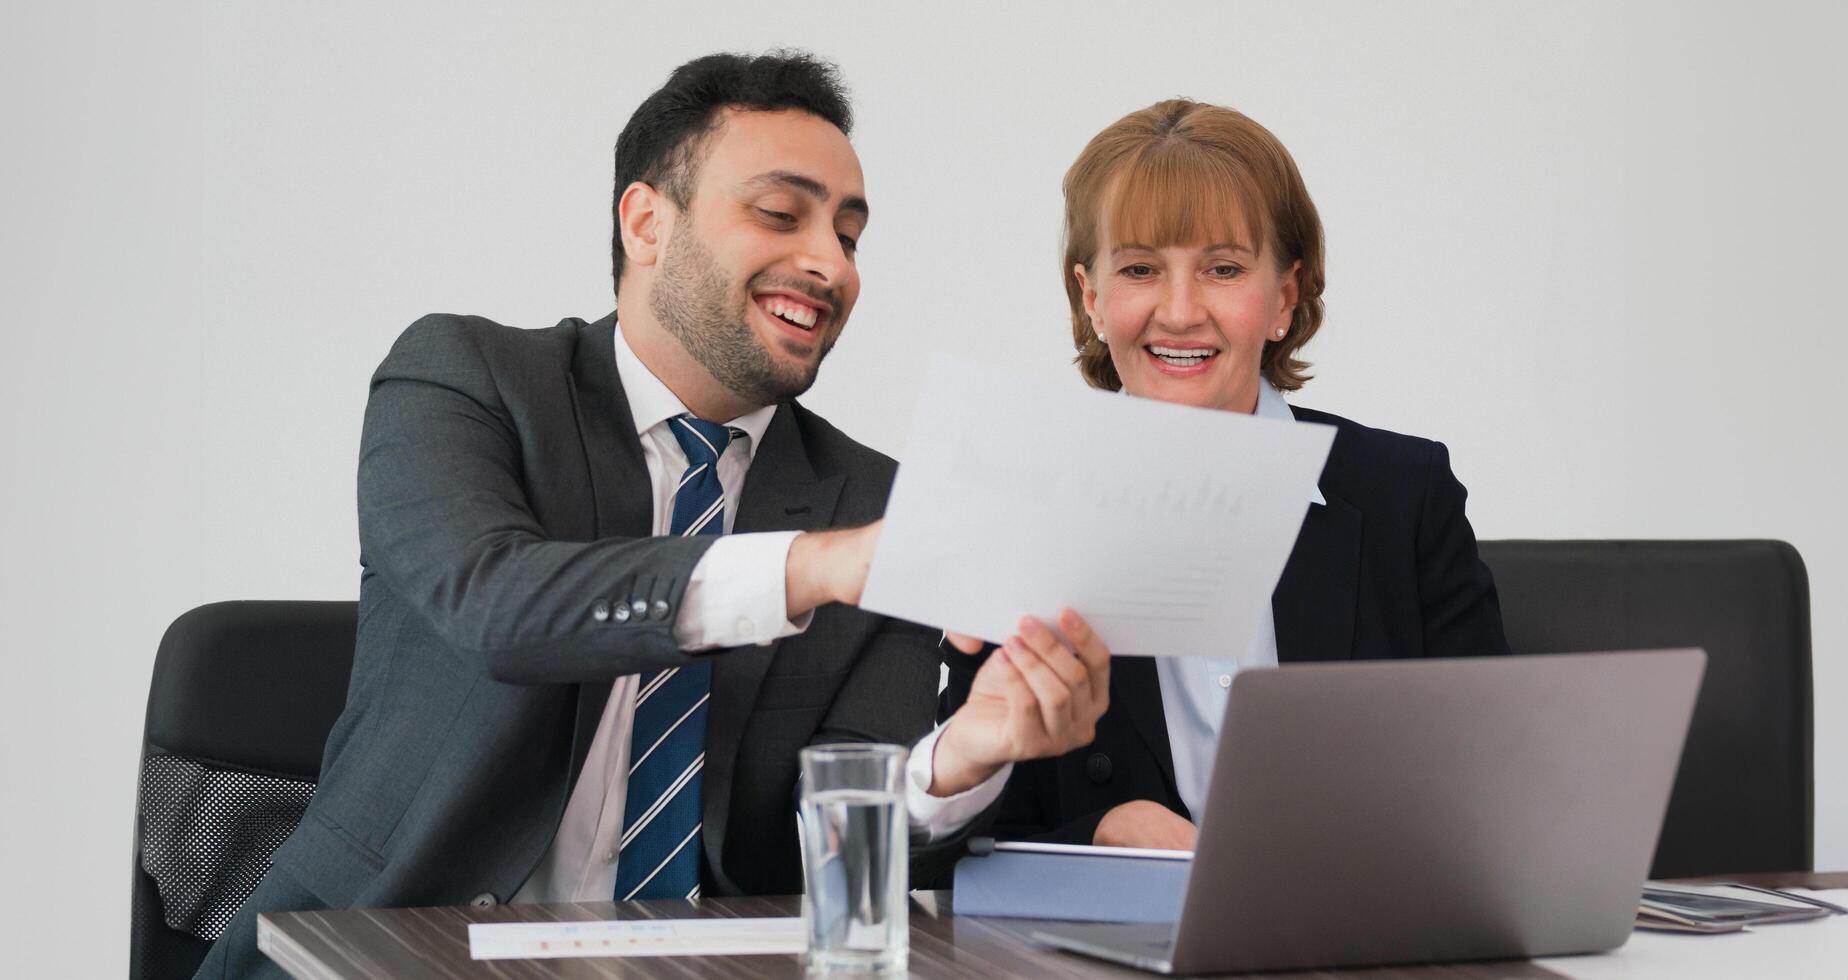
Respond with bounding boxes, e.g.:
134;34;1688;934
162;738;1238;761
3;1;1842;974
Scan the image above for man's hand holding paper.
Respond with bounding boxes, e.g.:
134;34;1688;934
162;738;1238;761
932;608;1111;795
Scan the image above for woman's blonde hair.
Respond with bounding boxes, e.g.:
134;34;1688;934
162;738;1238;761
1063;99;1326;391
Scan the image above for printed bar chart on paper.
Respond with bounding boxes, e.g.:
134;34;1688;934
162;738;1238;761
862;355;1333;659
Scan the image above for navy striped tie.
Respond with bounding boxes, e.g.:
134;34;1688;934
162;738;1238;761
614;414;733;901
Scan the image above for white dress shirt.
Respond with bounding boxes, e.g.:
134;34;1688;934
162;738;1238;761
513;324;1001;903
1155;382;1324;822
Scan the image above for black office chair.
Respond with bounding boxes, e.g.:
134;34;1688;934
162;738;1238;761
130;601;357;980
1478;540;1813;878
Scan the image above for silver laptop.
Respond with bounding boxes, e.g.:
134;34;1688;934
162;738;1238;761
1033;649;1705;975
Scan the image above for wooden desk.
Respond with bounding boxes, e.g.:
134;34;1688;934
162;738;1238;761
259;873;1848;980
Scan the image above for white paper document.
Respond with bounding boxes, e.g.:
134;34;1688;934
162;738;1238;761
467;917;806;959
861;356;1334;659
992;840;1194;861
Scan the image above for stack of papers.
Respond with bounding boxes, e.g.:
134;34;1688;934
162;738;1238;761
1637;883;1845;933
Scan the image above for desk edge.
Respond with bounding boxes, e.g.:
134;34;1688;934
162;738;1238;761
258;912;348;980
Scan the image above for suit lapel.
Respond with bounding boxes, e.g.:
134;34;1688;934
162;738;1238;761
701;403;844;889
1272;490;1361;663
566;315;656;778
1112;656;1181;807
1272;405;1361;664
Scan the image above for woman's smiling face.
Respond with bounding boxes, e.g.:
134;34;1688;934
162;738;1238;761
1058;100;1328;405
1075;227;1299;414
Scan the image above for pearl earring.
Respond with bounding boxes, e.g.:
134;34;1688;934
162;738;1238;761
1275;327;1286;339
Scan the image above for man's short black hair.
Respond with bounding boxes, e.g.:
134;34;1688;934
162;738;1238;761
611;50;853;289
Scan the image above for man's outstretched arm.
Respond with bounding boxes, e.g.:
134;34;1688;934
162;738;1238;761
359;316;868;684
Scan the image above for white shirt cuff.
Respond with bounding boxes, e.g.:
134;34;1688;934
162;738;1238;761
675;531;813;649
905;723;1011;842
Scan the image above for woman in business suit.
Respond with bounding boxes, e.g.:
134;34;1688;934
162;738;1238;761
943;98;1511;850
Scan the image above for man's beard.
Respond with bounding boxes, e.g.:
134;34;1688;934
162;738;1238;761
649;224;835;408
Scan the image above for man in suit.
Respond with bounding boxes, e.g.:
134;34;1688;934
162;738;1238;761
196;51;1108;979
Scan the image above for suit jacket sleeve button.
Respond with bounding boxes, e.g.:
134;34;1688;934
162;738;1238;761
631;599;649;618
1087;752;1112;784
651;599;671;620
613;604;632;623
592;600;611;623
470;893;498;908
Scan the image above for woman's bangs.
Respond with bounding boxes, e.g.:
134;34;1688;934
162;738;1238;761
1102;148;1264;254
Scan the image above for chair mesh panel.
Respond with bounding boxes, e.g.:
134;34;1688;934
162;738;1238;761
138;752;315;940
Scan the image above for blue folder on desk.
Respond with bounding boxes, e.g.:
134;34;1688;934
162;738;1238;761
952;839;1192;923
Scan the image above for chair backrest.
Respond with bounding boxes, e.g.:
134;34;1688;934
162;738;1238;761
1477;540;1812;877
130;601;357;980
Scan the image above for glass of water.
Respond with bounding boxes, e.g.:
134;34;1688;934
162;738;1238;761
798;742;909;974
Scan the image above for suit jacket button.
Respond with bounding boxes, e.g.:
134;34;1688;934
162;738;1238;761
613;604;632;623
470;893;497;908
651;599;671;620
592;600;611;623
1087;752;1112;784
631;599;649;619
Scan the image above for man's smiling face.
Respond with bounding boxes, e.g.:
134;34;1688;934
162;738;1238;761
648;107;867;407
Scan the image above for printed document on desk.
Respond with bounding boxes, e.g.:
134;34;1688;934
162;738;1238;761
468;918;806;959
861;356;1334;658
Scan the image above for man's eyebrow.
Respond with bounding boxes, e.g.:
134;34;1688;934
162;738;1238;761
747;171;869;219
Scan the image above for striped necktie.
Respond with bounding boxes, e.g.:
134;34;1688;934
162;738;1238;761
613;414;734;901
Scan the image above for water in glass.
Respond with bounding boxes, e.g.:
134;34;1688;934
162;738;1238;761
800;785;907;972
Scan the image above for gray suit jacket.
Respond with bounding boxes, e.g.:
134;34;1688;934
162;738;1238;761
267;312;965;909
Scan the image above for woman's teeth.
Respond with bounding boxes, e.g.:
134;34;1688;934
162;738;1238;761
1148;345;1217;367
762;296;819;330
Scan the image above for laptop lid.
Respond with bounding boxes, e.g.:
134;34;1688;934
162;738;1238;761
1165;649;1705;974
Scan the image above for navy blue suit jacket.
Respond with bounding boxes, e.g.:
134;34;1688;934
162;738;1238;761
941;405;1512;845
